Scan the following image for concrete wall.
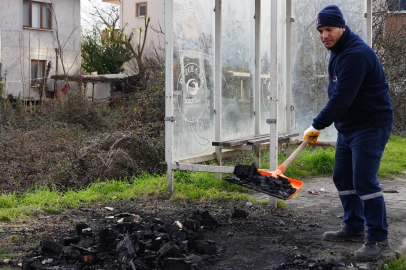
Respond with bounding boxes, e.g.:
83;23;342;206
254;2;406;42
0;0;81;99
85;82;112;102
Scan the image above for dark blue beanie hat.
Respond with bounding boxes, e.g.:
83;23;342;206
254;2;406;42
316;5;345;29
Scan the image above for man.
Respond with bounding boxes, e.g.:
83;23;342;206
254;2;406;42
303;5;394;261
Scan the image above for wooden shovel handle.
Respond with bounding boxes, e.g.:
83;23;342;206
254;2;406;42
280;137;313;169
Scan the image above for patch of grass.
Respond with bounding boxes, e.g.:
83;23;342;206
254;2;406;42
277;199;287;209
379;135;406;179
0;171;268;222
35;232;45;238
173;171;254;202
0;136;403;222
265;135;406;180
286;147;335;178
0;192;17;208
4;235;23;243
258;145;335;179
45;207;63;214
0;248;16;259
175;171;285;206
382;253;406;270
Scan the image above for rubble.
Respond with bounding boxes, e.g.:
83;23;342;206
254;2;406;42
223;164;297;199
231;208;249;219
22;211;219;270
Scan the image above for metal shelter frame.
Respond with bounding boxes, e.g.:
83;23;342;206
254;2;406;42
164;0;373;199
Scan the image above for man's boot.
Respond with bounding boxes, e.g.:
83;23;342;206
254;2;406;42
323;228;366;242
354;239;390;261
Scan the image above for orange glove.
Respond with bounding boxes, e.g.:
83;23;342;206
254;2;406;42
303;125;320;145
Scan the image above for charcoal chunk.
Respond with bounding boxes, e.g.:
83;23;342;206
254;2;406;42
41;239;63;254
158;242;182;258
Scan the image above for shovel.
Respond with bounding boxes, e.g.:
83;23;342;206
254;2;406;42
258;137;313;200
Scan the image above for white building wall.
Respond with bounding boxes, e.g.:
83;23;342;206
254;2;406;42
0;0;81;99
103;0;164;73
122;0;164;50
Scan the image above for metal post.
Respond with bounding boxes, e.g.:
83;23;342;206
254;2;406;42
54;48;59;98
92;81;95;101
165;0;175;193
285;0;293;157
254;0;261;167
269;0;278;208
83;81;88;99
214;0;223;179
366;0;372;47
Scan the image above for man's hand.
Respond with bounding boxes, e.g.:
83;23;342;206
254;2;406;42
303;125;320;145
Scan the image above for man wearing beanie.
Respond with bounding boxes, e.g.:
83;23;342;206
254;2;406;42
303;5;394;261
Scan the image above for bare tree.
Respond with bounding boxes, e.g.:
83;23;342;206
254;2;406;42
373;0;406;134
84;0;152;77
83;0;120;35
47;1;82;84
117;16;151;77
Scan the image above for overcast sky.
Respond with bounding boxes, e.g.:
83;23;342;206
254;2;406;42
81;0;116;33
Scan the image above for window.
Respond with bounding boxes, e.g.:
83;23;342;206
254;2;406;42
136;2;147;17
23;1;52;30
387;0;406;11
31;60;46;85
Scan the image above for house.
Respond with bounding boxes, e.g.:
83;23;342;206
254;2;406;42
386;0;406;35
102;0;164;58
0;0;81;99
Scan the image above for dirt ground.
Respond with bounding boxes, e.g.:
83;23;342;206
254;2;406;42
1;175;406;270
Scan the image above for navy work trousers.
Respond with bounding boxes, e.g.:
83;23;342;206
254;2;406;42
333;125;392;241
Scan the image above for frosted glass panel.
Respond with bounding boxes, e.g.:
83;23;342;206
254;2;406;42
172;0;215;161
259;1;286;134
221;0;255;140
291;0;366;141
259;2;271;134
23;2;30;26
32;3;41;28
277;1;287;134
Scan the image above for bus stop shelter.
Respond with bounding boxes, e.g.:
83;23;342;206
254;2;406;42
164;0;373;204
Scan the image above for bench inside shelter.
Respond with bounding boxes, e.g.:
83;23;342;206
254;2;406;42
209;132;299;170
212;132;299;148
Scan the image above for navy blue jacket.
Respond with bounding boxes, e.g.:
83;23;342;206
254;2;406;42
312;26;393;133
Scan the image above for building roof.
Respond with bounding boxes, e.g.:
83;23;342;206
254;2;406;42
102;0;120;4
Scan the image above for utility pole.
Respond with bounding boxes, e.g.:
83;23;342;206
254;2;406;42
54;48;59;98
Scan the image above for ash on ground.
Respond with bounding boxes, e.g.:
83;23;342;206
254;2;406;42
22;210;219;270
223;164;297;199
274;254;343;270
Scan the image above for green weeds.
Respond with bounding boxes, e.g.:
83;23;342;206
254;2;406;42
379;135;406;179
382;254;406;270
0;248;16;259
261;135;405;180
0;135;404;223
0;172;263;222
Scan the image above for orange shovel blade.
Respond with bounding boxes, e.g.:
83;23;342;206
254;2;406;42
258;169;303;200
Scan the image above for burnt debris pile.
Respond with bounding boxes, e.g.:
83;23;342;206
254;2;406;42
23;211;219;270
223;164;297;199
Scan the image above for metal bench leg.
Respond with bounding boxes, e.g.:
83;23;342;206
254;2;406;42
286;138;292;157
215;147;222;180
254;145;261;169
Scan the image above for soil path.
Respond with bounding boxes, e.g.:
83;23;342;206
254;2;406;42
249;176;406;270
1;176;405;270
